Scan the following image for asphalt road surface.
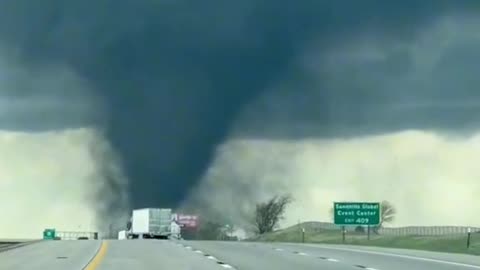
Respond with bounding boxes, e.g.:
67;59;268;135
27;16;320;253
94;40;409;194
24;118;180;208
0;240;100;270
1;240;480;270
182;241;480;270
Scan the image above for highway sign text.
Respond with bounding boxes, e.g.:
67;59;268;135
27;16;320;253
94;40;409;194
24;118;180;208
333;202;380;226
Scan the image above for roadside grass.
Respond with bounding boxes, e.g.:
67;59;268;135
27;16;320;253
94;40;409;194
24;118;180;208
249;224;480;256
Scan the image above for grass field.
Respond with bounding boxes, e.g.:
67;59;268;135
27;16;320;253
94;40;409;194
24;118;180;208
251;223;480;256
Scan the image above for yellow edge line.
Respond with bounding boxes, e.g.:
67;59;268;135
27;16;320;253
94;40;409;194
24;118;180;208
84;241;108;270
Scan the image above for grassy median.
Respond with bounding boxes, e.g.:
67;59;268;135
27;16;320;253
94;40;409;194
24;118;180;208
250;224;480;256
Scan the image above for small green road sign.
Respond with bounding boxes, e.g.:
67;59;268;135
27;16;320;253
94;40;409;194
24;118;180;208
334;202;380;226
43;229;56;240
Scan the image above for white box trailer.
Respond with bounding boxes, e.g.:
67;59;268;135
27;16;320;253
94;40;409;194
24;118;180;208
129;208;172;239
118;230;127;240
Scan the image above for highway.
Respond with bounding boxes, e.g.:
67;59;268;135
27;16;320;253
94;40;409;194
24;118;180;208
0;240;100;270
1;240;480;270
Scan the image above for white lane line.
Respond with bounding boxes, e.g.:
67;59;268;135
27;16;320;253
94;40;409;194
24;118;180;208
274;248;284;251
219;263;235;269
186;246;235;269
356;265;375;269
293;250;308;256
319;256;341;263
315;246;480;269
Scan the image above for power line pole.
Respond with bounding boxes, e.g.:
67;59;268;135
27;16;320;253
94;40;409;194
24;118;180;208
467;227;472;248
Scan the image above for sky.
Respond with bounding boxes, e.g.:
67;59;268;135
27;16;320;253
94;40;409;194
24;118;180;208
0;1;480;237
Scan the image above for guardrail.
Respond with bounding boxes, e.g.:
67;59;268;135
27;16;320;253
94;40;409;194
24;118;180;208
54;231;99;240
378;226;480;236
300;222;480;236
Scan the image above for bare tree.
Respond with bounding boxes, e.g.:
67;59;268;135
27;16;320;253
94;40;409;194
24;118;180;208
254;194;293;234
380;200;396;225
373;200;397;233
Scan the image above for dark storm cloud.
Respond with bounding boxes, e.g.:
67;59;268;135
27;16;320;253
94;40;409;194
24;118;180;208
0;54;101;131
0;0;477;209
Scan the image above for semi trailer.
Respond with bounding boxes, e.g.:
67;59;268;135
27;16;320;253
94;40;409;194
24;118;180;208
127;208;173;239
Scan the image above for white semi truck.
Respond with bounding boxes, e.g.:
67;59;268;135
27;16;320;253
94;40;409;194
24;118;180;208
126;208;173;239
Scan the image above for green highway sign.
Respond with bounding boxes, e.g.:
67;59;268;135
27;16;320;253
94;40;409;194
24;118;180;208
43;229;56;240
333;202;380;226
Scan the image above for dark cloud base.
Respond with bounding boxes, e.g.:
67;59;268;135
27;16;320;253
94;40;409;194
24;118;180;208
0;0;477;209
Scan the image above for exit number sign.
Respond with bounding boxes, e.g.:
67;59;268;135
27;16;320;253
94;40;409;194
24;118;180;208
333;202;381;226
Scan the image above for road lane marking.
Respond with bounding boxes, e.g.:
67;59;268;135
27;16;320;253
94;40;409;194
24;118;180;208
354;265;378;270
318;256;339;262
315;246;480;269
186;246;237;269
219;263;235;269
83;241;108;270
217;261;235;269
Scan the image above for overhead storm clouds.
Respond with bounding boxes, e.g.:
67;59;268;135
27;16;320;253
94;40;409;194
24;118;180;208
0;1;480;236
